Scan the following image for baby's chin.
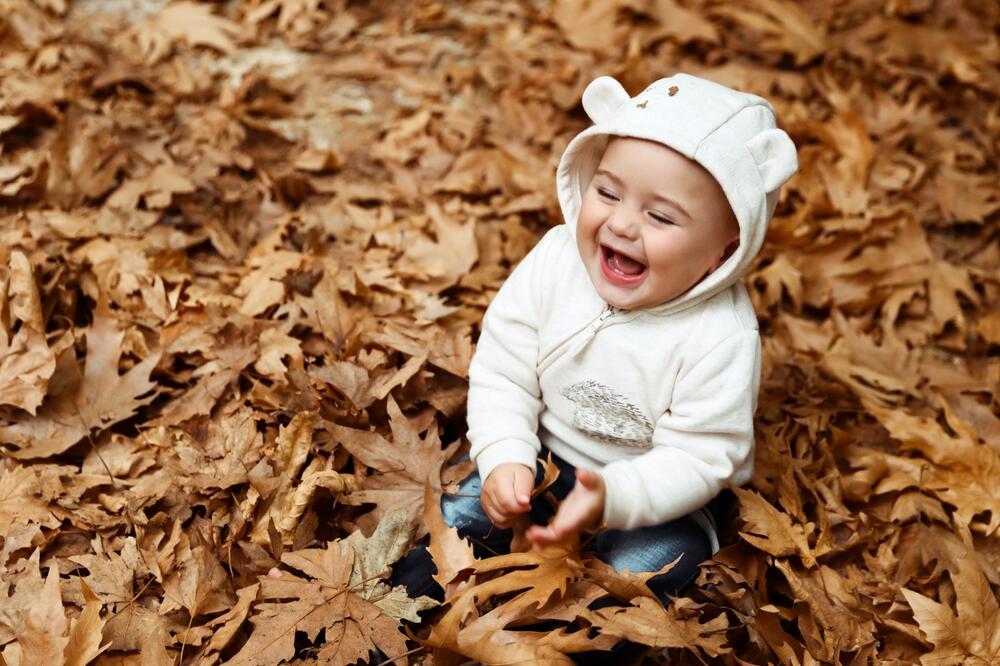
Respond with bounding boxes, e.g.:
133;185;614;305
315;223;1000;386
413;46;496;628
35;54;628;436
588;270;688;311
591;276;652;310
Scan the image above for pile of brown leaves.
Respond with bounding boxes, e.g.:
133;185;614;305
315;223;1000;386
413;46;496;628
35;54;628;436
1;0;998;663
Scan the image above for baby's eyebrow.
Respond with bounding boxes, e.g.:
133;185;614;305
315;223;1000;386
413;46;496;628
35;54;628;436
595;169;623;185
595;169;692;222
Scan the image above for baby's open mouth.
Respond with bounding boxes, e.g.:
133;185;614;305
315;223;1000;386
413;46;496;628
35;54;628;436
601;245;647;278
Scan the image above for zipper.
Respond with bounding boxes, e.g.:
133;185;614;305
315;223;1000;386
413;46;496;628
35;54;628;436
591;303;616;331
537;303;618;374
571;303;618;356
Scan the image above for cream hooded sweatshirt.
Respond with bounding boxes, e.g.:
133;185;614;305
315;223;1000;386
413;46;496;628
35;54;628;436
467;74;798;550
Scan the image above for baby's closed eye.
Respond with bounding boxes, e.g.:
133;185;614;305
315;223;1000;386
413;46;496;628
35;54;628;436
596;187;619;202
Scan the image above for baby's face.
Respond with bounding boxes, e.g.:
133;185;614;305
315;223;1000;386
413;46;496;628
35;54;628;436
576;137;739;311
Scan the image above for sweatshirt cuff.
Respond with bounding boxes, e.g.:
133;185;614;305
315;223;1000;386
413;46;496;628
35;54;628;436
474;439;539;484
598;461;637;530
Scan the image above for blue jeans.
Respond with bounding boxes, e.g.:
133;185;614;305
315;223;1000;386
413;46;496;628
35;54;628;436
393;450;712;606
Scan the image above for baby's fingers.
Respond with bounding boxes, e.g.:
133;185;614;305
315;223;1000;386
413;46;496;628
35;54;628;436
499;492;527;515
512;470;533;507
526;524;561;549
482;490;514;528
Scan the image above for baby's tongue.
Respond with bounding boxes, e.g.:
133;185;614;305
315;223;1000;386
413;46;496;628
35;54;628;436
611;250;645;275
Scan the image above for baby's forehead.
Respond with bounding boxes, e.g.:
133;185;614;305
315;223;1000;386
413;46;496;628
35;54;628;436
599;136;718;186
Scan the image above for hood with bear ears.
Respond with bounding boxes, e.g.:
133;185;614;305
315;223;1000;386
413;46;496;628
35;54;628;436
556;74;799;315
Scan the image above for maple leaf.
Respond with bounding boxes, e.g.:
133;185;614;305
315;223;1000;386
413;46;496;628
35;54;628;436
397;200;479;290
549;0;627;54
752;253;804;311
106;163;195;211
248;410;318;544
585;596;731;655
159;530;236;616
129;1;240;65
65;546;137;606
423;484;476;593
332;395;465;536
277;469;358;537
714;0;826;65
229;539;413;666
0;250;58;414
64;581;109;666
902;522;1000;664
176;407;265;490
309;351;428;410
0;556;100;665
927;258;978;333
237;250;304;317
0;461;60;535
773;560;876;659
734;487;820;566
148;321;258;428
927;166;1000;224
0;299;161;459
865;403;1000;536
204;583;260;653
369;324;473;379
583;557;675;604
422;539;618;662
339;509;438;622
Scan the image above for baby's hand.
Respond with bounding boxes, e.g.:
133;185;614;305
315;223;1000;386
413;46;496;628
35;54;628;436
526;469;605;550
481;463;534;528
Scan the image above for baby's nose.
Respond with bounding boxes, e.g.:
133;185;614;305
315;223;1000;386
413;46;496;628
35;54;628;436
607;211;640;239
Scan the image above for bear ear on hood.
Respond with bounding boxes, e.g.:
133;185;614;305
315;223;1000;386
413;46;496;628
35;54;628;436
582;76;630;124
747;128;798;193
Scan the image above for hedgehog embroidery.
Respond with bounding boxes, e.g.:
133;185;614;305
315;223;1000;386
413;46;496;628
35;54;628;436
561;380;654;448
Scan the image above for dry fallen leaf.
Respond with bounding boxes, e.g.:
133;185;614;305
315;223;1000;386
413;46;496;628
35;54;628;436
0;298;161;459
1;1;997;664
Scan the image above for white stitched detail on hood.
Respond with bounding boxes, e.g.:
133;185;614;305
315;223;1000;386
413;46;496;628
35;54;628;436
556;74;799;316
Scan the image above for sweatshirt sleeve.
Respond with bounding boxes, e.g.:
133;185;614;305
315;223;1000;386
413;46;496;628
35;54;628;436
467;227;564;482
598;330;760;530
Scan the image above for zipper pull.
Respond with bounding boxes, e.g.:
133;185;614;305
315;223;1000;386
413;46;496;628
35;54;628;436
572;304;616;356
590;304;615;332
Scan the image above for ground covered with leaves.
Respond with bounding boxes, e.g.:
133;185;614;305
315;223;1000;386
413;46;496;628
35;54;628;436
0;0;998;664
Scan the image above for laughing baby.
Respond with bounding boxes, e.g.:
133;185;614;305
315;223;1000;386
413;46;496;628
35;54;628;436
397;73;798;604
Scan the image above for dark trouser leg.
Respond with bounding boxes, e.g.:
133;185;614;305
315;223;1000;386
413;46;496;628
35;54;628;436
391;469;513;600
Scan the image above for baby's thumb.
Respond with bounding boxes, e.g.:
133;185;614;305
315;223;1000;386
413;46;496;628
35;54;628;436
576;468;602;490
513;470;533;506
